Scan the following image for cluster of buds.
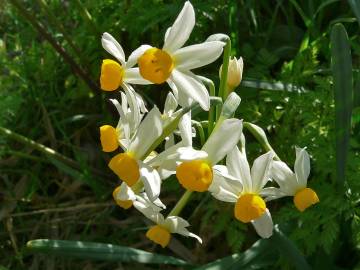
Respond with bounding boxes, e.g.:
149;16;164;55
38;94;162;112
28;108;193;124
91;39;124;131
97;1;319;248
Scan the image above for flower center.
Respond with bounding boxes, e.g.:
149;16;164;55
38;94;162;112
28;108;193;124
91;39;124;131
293;187;319;212
234;194;266;223
100;125;119;152
138;48;174;84
146;225;171;248
100;59;124;91
108;153;140;186
112;186;133;209
176;160;213;192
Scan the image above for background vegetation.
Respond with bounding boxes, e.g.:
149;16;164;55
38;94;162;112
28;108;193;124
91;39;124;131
1;0;359;269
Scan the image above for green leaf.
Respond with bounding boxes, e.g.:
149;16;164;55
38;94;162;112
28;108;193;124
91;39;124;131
348;0;360;27
330;23;353;187
194;238;275;270
241;78;307;93
26;239;189;266
271;226;311;270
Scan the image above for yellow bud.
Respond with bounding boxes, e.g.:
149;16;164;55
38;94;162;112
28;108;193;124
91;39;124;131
219;56;243;92
100;59;124;91
138;48;174;84
146;225;171;248
176;160;213;192
234;193;266;223
112;186;133;209
293;187;319;212
108;153;139;186
99;125;119;152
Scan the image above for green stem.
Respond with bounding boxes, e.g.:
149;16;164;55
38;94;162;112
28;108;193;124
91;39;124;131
192;121;206;146
243;122;280;160
198;76;216;136
217;39;232;119
168;190;193;217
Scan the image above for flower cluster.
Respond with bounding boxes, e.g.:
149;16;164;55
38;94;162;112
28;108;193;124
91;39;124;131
98;1;319;248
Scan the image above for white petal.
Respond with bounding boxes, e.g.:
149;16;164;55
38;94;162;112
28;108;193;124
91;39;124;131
226;146;252;192
133;195;164;224
202;119;242;165
164;92;178;115
126;44;152;68
213;165;243;193
138;161;161;201
153;197;166;209
164;216;189;233
178;111;192;146
170;70;209;110
208;166;239;203
124;68;152;85
271;161;297;195
173;41;225;70
101;32;125;65
122;83;141;131
251;209;273;238
250;151;274;193
114;182;136;201
260;187;288;201
294;147;310;188
164;27;171;41
163;1;195;53
147;142;184;168
165;134;175;149
109;98;131;149
177;146;208;161
129;106;163;159
134;91;148;113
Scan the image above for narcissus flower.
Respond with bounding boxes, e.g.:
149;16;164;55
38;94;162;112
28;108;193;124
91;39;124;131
136;1;225;110
100;91;146;152
100;32;151;92
267;147;319;212
108;107;163;201
209;146;274;238
112;183;165;210
133;195;201;248
175;119;243;192
219;56;243;92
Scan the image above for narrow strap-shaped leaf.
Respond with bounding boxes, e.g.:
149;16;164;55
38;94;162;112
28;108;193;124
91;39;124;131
271;226;312;270
330;23;353;187
241;78;307;93
348;0;360;27
26;239;189;265
194;238;275;270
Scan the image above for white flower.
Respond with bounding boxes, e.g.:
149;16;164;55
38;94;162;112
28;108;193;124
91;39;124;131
112;183;165;210
101;91;145;151
100;32;151;92
133;196;201;248
108;107;163;201
174;119;243;192
135;1;225;111
209;146;274;238
219;56;244;90
266;147;319;212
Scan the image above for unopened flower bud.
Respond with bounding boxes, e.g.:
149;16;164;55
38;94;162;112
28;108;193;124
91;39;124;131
219;56;244;92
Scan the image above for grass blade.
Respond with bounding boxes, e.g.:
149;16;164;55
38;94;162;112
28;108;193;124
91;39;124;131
194;238;275;270
330;23;353;187
271;226;311;270
241;78;307;93
26;239;189;266
348;0;360;27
